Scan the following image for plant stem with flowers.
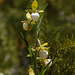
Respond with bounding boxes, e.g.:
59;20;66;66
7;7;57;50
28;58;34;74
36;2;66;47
21;0;52;75
20;0;75;75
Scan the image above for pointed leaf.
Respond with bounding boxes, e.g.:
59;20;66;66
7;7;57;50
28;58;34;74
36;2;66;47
28;46;34;58
42;3;48;10
20;32;34;58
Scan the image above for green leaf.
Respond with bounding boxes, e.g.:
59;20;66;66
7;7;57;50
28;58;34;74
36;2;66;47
20;32;34;58
20;32;28;47
37;17;42;38
42;3;48;10
52;58;57;65
28;46;34;58
34;50;39;75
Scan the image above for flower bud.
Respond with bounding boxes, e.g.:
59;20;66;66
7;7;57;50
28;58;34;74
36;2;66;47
44;59;52;67
31;13;40;21
39;50;48;59
23;23;28;30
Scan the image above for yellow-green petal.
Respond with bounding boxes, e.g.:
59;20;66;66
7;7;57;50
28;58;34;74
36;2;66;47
26;23;32;31
25;9;32;12
40;43;48;47
21;21;26;23
38;10;44;13
31;0;38;10
26;12;32;20
29;68;35;75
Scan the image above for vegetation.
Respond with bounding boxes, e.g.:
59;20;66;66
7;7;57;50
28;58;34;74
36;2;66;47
0;0;75;75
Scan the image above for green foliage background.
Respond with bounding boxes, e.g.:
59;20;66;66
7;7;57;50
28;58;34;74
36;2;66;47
0;0;75;75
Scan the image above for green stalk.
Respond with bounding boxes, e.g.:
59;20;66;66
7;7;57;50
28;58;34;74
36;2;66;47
34;18;42;75
33;3;48;75
20;32;34;61
34;22;38;75
34;50;38;75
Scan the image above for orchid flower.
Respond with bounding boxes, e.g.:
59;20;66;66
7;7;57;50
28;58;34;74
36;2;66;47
40;59;52;67
25;0;44;21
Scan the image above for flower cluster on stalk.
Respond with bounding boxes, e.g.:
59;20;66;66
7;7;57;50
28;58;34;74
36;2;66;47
21;0;44;31
36;40;52;67
21;0;52;74
28;40;52;75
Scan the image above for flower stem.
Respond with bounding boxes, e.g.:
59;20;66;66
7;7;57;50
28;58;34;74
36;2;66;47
34;22;38;75
34;18;42;75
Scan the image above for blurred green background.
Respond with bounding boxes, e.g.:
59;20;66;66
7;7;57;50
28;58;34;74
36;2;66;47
0;0;75;75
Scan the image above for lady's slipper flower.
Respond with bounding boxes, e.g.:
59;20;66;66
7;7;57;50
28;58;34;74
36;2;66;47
45;59;52;67
37;42;50;59
41;59;52;67
29;68;35;75
21;11;35;31
21;21;34;31
25;0;44;21
26;40;50;59
21;0;44;31
39;50;48;59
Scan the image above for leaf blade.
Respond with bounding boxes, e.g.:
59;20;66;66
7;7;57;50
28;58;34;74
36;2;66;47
20;32;34;58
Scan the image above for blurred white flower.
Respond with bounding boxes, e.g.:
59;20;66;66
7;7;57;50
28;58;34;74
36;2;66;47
0;73;4;75
4;54;10;61
10;68;15;74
